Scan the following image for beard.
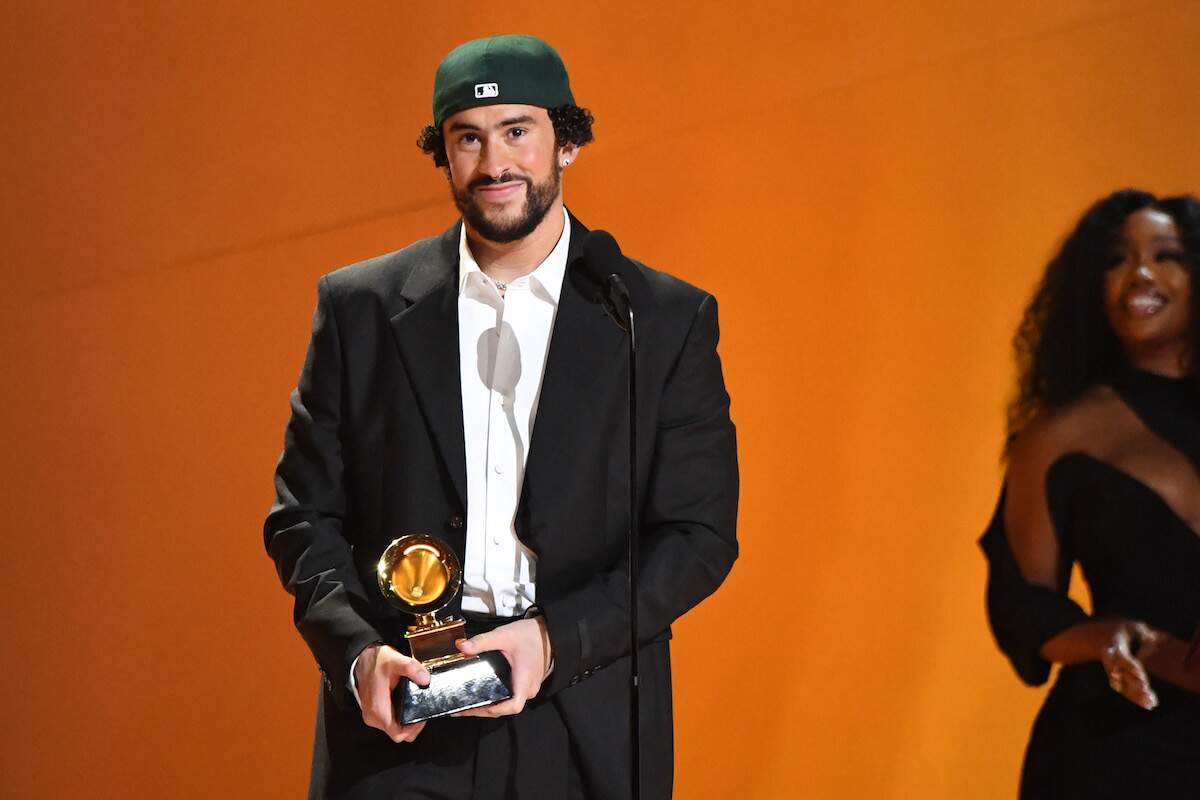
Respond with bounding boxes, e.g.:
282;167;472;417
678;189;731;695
452;162;562;244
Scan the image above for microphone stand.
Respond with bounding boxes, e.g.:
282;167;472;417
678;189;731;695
606;275;640;800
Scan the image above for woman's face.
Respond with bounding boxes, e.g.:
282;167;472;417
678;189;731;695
1103;208;1193;374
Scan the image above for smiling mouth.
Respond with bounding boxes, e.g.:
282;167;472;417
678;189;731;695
1123;291;1167;317
473;180;525;198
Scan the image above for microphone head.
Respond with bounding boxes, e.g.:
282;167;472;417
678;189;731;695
573;229;648;329
573;229;626;328
581;229;624;283
580;229;645;298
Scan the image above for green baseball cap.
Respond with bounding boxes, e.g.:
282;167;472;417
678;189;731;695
432;34;575;127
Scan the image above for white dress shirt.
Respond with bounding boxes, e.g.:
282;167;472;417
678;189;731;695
349;209;569;704
457;208;569;616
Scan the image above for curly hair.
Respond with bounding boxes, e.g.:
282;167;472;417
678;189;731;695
1008;189;1200;436
416;104;595;168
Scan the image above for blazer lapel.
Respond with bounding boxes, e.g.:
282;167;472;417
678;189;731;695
389;223;468;508
386;213;629;525
522;214;628;517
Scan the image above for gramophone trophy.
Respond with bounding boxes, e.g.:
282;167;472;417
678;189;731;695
376;534;513;724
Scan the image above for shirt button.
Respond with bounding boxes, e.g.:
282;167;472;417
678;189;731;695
493;464;502;474
492;535;502;545
446;515;464;530
501;596;516;609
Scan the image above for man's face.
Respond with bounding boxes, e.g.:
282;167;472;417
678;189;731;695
442;104;571;243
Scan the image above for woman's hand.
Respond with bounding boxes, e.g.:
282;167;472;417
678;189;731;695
1098;620;1160;710
1040;618;1162;708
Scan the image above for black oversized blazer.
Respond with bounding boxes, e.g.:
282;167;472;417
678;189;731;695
265;212;739;798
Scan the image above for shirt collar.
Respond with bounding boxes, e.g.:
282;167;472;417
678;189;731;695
457;207;571;305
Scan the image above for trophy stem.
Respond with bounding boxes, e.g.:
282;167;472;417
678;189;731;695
405;616;467;664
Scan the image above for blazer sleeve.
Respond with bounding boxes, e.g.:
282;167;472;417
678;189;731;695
541;293;739;695
978;488;1089;686
264;275;383;709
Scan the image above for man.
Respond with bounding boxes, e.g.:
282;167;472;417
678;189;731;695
265;34;738;799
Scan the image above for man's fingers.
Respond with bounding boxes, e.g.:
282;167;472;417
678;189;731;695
362;689;398;736
454;663;538;719
454;694;527;718
363;683;428;741
510;659;541;700
454;647;534;719
454;651;535;719
359;649;433;742
481;697;526;716
376;712;424;743
398;659;432;688
458;630;502;657
451;619;547;719
389;720;426;743
379;652;431;687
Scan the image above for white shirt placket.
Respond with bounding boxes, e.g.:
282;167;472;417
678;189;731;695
483;290;522;614
457;209;568;618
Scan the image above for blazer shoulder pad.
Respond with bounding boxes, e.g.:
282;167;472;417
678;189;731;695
319;222;459;313
631;258;713;320
322;234;441;296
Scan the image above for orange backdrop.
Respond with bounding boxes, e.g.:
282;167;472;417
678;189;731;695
3;1;1199;796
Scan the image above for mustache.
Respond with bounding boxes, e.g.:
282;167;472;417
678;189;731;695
467;172;530;192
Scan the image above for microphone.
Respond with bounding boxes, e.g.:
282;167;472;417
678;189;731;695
580;230;639;333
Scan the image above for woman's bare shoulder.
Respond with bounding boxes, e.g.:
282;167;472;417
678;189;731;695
1007;386;1118;475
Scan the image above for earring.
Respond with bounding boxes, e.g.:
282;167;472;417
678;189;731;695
562;159;570;167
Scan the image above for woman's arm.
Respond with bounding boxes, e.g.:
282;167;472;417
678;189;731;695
979;489;1089;687
1001;417;1162;709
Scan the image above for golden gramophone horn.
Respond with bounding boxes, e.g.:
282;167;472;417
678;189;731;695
377;534;462;617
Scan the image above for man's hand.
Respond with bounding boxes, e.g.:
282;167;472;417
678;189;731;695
453;617;552;718
354;643;431;742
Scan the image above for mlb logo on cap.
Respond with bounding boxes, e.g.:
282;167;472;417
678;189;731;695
474;83;499;99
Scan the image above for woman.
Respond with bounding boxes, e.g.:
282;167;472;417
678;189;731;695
981;189;1200;797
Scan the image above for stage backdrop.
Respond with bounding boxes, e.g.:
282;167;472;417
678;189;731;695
3;1;1198;796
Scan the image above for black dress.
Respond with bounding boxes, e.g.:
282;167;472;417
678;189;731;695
980;368;1200;799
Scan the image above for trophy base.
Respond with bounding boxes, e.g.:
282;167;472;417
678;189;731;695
396;651;513;725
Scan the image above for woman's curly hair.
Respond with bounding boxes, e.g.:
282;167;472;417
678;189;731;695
1008;188;1200;436
417;105;595;168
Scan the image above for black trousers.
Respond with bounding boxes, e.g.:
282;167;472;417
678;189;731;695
336;704;588;799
